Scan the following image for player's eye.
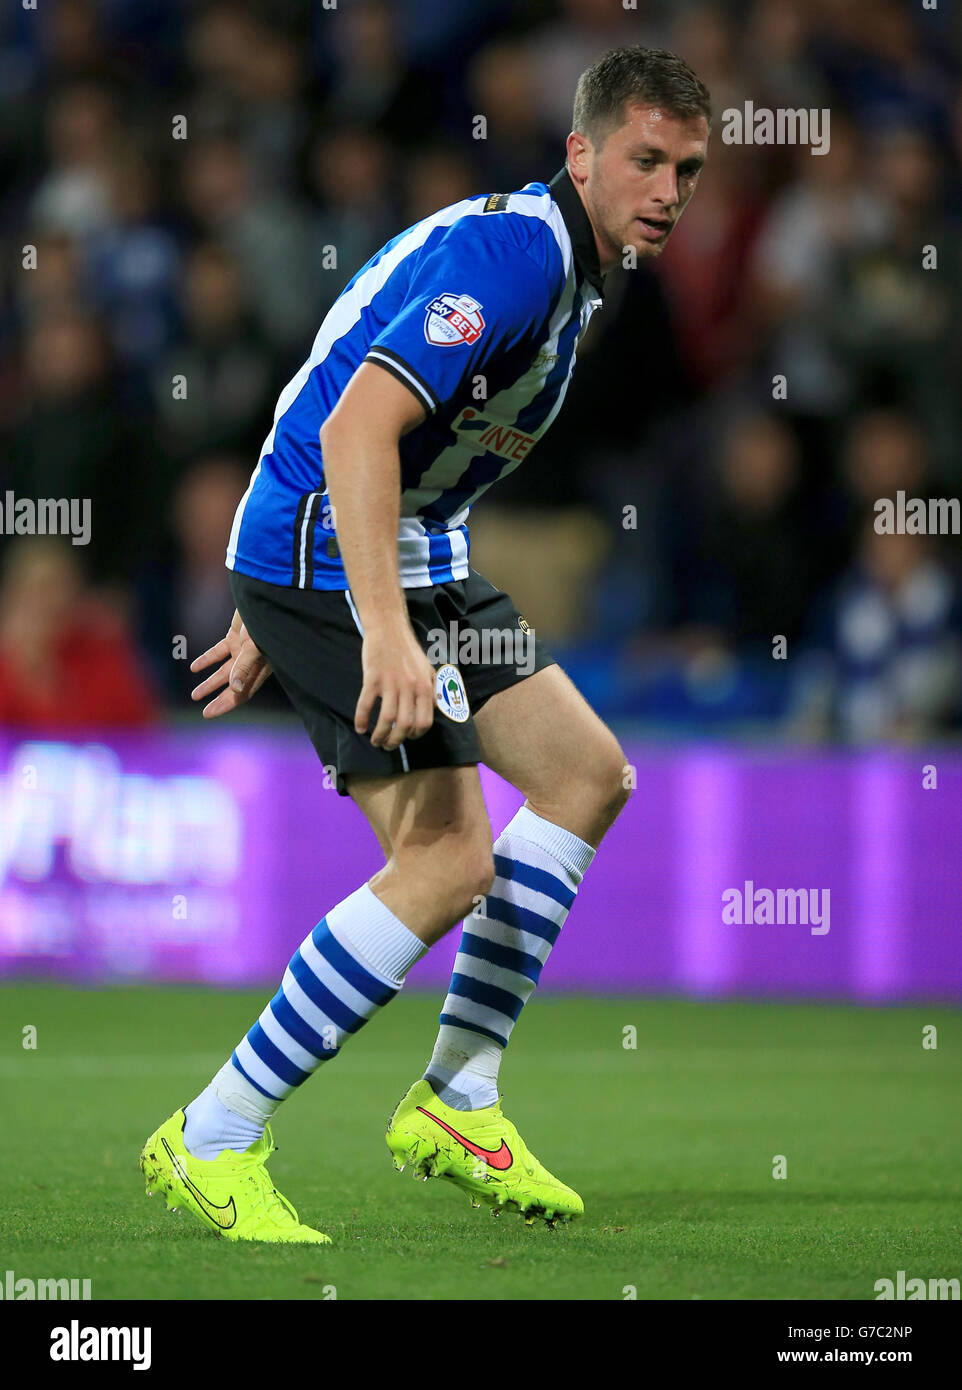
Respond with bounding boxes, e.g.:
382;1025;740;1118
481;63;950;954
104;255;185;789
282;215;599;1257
636;157;656;169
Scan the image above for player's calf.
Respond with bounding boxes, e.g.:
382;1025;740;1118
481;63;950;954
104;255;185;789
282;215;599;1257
370;846;495;945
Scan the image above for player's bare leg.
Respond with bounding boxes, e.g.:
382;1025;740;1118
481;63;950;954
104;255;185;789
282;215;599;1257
346;764;494;944
389;664;630;1223
473;663;630;850
416;664;628;1194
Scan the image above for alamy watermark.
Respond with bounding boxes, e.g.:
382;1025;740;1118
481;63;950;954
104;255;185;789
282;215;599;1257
50;1321;151;1370
722;882;830;935
1;1268;91;1299
0;490;90;545
722;102;830;156
425;621;535;677
874;491;960;535
875;1270;960;1300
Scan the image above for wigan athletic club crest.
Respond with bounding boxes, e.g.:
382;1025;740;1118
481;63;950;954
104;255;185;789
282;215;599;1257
435;663;470;722
424;293;485;347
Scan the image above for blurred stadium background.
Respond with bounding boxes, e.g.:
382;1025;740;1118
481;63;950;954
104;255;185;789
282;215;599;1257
1;0;961;1001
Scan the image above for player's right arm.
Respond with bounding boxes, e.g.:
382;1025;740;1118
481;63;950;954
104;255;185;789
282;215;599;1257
190;608;273;718
319;362;436;752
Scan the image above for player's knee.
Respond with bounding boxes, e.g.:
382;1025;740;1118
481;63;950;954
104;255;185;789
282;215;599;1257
583;735;631;827
602;742;632;820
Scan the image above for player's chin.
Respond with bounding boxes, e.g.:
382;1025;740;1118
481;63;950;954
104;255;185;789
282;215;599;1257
634;232;670;259
625;231;669;261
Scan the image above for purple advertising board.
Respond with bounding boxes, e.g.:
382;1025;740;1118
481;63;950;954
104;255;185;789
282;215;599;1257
0;730;959;1000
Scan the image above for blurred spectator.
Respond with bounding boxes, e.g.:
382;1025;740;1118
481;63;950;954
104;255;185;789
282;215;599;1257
10;230;87;329
3;309;149;582
355;0;514;69
837;409;931;540
30;80;120;237
85;146;181;391
751;115;891;418
827;126;962;475
530;0;655;141
744;0;829;112
670;410;812;653
810;0;953;141
321;0;435;148
180;135;318;356
672;3;750;120
151;241;276;463
655;138;768;387
184;4;310;191
793;521;962;742
37;0;106;79
404;145;479;225
0;539;158;728
466;42;558;191
307;124;398;317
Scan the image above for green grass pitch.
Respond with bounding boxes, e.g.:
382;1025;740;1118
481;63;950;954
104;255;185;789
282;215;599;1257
3;985;959;1301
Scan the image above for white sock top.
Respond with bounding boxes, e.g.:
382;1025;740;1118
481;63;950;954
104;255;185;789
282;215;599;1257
505;805;596;883
327;882;428;986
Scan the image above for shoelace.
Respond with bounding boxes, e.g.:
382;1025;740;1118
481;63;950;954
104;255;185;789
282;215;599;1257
247;1172;301;1228
235;1130;303;1229
236;1163;302;1228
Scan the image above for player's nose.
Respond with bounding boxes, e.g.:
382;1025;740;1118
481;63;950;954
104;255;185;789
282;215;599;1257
651;165;680;207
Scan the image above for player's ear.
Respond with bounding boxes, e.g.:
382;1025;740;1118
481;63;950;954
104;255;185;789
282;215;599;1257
565;131;590;182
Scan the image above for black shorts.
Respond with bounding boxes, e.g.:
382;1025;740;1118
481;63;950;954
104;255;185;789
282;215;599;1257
229;567;556;795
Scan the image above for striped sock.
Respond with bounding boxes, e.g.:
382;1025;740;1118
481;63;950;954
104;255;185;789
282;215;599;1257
424;806;595;1111
184;884;426;1159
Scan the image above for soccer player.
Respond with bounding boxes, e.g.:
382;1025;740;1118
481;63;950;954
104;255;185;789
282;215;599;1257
141;47;710;1242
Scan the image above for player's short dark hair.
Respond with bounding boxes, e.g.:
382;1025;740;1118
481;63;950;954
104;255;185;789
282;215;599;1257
572;47;712;148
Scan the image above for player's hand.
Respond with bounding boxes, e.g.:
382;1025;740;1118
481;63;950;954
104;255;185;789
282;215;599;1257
190;609;273;718
355;623;436;750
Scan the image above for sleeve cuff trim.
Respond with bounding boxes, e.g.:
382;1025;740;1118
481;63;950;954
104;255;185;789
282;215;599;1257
364;348;440;415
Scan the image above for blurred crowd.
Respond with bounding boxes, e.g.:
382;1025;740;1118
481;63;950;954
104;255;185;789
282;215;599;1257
1;0;961;741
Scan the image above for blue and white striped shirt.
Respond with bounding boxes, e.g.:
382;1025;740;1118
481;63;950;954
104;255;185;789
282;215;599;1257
226;169;605;590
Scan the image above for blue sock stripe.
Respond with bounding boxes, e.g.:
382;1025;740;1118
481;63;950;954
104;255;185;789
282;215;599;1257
230;1050;283;1101
492;853;576;909
439;1011;508;1048
447;971;526;1022
458;931;543;983
430;845;582;1092
269;990;337;1062
482;894;561;945
246;1021;310;1089
289;947;367;1035
312;919;398;1006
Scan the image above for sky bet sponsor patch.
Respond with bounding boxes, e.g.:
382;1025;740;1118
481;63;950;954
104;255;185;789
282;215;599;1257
424;293;485;346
